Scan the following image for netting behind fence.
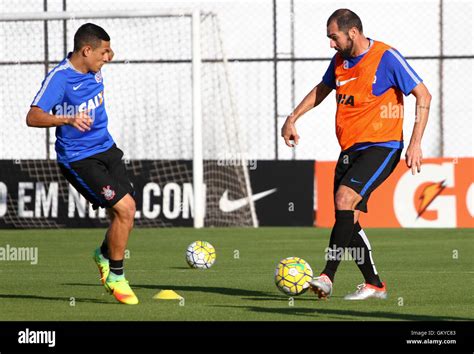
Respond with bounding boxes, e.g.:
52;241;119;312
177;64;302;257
1;0;472;160
0;12;256;227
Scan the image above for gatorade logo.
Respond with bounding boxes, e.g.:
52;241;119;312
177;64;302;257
315;158;474;228
392;160;473;227
416;181;447;219
394;163;456;227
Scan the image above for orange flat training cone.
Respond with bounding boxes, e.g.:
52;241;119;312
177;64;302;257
153;290;183;300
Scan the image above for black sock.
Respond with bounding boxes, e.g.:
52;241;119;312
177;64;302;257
109;259;124;276
100;233;109;259
322;210;355;282
348;222;383;288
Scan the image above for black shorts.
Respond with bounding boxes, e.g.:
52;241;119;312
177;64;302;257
334;146;401;213
58;144;134;209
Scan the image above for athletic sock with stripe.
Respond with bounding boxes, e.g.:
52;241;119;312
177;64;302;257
348;222;383;288
109;259;124;277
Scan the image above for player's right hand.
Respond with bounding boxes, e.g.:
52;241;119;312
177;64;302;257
281;117;300;147
68;111;93;132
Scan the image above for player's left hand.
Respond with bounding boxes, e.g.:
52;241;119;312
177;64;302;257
281;117;300;147
405;143;423;175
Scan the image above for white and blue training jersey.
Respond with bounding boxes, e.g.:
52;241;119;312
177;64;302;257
322;39;422;96
31;52;114;163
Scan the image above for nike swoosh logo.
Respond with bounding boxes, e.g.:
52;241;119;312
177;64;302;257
219;188;277;213
350;178;362;184
73;83;83;90
335;77;358;87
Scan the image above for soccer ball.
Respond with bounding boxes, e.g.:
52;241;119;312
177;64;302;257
185;241;216;269
275;257;313;296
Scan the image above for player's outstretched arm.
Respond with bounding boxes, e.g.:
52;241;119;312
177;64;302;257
405;82;432;175
281;81;333;147
26;106;92;132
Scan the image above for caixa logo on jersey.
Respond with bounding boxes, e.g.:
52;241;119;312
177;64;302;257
53;91;104;119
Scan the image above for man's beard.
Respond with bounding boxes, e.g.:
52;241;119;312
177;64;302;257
339;37;354;58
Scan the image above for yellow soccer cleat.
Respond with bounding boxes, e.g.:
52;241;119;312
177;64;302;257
92;248;109;285
104;277;139;305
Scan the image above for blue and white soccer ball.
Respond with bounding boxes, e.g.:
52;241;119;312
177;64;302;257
185;241;216;269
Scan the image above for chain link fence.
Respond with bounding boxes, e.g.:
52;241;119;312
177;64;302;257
1;0;472;160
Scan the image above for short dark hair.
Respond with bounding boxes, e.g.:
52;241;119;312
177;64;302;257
327;9;363;34
73;23;110;52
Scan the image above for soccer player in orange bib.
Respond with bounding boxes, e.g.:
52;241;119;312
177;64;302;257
281;9;431;300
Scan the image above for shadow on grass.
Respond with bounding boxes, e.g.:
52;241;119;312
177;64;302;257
0;293;111;304
241;294;346;302
168;267;191;270
66;282;279;298
134;283;276;298
65;283;339;302
212;304;474;321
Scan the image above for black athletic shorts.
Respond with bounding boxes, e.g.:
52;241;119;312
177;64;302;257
334;146;402;213
58;144;135;209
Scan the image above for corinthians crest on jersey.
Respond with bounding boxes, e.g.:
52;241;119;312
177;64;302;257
101;185;116;201
95;71;103;83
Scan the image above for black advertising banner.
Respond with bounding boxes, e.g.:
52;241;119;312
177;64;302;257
248;160;314;226
0;160;194;228
0;160;314;228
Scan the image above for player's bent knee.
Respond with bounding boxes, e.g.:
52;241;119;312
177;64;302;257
112;194;136;225
335;194;352;210
335;187;360;210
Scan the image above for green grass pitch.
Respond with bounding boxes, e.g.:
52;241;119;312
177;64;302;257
0;227;472;321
